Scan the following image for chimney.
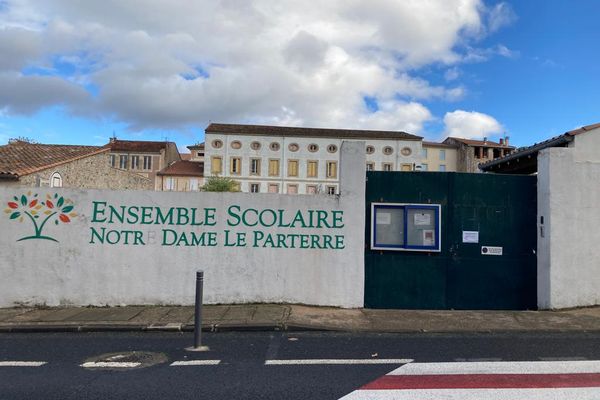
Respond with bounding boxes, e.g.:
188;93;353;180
499;138;504;145
483;136;487;144
505;136;510;146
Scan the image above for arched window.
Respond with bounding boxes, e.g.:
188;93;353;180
50;172;63;188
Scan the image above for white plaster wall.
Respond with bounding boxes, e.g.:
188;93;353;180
537;128;600;308
0;142;366;308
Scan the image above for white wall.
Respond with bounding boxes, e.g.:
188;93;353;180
537;128;600;309
0;142;366;308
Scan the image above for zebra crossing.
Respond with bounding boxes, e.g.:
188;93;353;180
340;360;600;399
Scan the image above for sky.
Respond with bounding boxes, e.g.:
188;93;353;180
0;0;598;151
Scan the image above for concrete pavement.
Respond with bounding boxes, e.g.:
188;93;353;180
2;304;600;333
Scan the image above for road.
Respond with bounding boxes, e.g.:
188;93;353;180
2;331;600;399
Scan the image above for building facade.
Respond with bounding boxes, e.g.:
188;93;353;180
108;139;181;183
421;141;458;172
204;123;423;194
0;140;152;190
443;137;515;173
156;160;204;191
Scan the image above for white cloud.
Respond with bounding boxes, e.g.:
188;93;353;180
443;109;503;139
444;67;461;81
0;0;514;133
487;2;517;33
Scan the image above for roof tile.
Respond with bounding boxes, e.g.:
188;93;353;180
206;123;422;141
0;141;107;178
157;160;204;177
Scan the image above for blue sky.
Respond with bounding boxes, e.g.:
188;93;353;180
0;1;598;151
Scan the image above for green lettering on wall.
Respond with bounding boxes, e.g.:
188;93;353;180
91;201;107;223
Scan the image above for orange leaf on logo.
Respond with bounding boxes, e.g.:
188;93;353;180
8;202;18;209
29;200;38;208
59;214;70;223
46;200;54;209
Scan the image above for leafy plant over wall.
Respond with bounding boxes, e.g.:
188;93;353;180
4;192;77;242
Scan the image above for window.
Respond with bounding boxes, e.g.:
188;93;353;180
269;142;280;151
439;149;446;160
189;178;199;191
131;155;139;169
268;159;280;176
326;186;336;195
250;141;261;150
366;162;375;171
230;157;241;175
383;146;394;155
422;148;428;158
401;147;412;156
382;163;393;171
231;141;242;149
250;183;260;193
308;143;319;152
421;163;428;171
307;161;318;177
197;151;203;157
366;145;375;154
109;154;116;167
401;164;412;171
211;156;222;174
287;160;298;177
212;139;223;149
306;185;317;194
165;177;175;191
371;203;441;252
50;172;62;188
119;155;128;169
287;184;298;194
288;143;299;152
326;161;337;178
327;144;338;153
250;158;261;175
439;164;446;172
268;184;279;193
143;156;152;170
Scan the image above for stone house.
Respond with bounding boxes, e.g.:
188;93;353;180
107;139;181;183
443;137;515;173
0;140;152;190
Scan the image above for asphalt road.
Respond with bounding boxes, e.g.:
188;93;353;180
2;331;600;400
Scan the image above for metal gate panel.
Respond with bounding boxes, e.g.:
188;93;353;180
365;171;537;310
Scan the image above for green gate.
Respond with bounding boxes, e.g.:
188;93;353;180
365;172;537;310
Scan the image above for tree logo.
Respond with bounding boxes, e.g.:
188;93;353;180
4;192;77;242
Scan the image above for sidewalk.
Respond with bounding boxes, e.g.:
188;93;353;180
2;304;600;333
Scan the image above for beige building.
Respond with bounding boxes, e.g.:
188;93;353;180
421;141;458;172
187;143;205;162
204;123;423;194
0;140;151;189
108;139;181;183
156;160;204;191
443;137;515;173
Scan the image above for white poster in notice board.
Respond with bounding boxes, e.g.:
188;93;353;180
462;231;479;243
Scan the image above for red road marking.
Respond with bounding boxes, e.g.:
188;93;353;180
361;373;600;390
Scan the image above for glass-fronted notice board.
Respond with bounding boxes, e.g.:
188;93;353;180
370;203;441;252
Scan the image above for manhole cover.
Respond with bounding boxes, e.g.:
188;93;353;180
81;351;168;370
